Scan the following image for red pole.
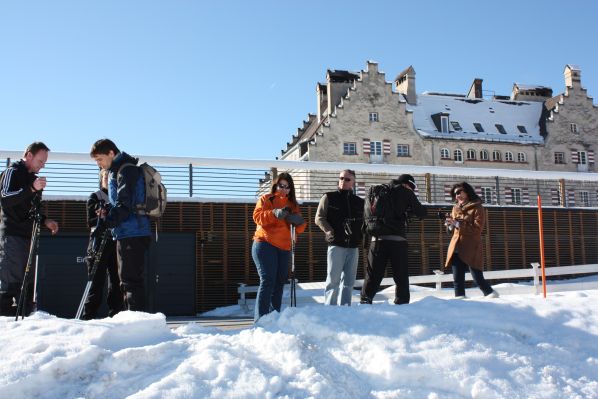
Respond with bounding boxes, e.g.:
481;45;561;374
537;196;547;298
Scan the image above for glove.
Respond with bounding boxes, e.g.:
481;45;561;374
286;213;304;225
325;231;335;243
273;208;289;220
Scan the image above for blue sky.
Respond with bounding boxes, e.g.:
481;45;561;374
1;0;597;160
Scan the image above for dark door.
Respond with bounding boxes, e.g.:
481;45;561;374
36;234;90;318
146;233;196;316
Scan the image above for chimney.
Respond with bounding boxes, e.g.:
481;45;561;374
467;78;483;99
316;83;328;123
564;64;582;89
395;66;416;104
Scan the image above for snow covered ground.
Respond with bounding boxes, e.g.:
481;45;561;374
1;289;597;398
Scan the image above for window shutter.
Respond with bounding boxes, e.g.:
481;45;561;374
363;138;371;154
444;185;453;203
551;188;560;206
356;182;366;198
522;188;530;205
567;189;575;207
571;149;579;164
504;187;512;204
589;150;595;164
383;139;391;155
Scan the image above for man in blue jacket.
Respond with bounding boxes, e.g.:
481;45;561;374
90;139;151;312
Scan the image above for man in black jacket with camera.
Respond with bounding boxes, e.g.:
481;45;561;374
315;169;364;306
361;174;426;305
0;142;59;316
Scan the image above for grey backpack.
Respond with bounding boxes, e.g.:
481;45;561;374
118;162;167;221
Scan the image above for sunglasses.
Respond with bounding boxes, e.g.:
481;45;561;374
339;177;352;182
454;189;464;195
277;183;290;190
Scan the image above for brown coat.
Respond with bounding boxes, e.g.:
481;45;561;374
444;199;486;270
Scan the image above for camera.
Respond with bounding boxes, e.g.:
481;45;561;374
437;211;448;220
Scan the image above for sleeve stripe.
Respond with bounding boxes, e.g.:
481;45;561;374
1;168;24;197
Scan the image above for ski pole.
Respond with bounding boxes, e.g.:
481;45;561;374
290;224;297;307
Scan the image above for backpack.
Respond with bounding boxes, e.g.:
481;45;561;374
363;183;396;236
118;162;167;221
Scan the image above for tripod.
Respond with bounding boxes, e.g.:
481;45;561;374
15;194;42;321
289;224;297;307
75;219;111;319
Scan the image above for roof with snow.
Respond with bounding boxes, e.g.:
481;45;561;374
407;93;545;144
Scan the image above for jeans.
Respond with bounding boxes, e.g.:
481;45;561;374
451;254;493;296
252;241;290;322
325;246;358;306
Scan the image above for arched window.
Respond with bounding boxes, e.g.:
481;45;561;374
518;152;527;163
492;150;501;161
454;149;463;162
467;149;476;160
440;148;450;159
505;151;514;162
480;150;489;161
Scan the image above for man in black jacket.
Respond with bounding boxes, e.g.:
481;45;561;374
315;169;364;306
0;142;59;316
361;174;426;305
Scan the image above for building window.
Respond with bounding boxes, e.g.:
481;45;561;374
480;150;489;161
495;124;507;134
505;151;514;162
369;112;379;122
473;123;484;132
441;116;449;133
343;142;357;155
554;152;565;164
511;188;522;205
466;149;476;160
481;187;493;204
450;121;463;131
579;151;588;165
580;191;590;207
370;141;382;155
570;123;579;133
492;150;502;161
517;152;527;163
396;144;410;157
517;125;528;134
454;149;463;163
440;148;450;159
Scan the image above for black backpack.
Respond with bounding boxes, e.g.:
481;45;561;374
364;183;396;236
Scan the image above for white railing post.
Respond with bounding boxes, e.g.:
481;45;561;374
433;269;444;291
238;283;248;311
531;262;540;294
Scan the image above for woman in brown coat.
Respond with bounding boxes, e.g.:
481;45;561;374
444;182;499;299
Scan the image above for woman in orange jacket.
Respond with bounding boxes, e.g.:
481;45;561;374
252;172;306;322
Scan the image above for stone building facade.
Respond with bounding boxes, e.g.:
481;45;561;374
277;62;598;207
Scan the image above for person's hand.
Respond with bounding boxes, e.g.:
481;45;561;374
45;219;59;235
325;231;335;243
273;208;289;220
32;177;47;192
286;213;304;225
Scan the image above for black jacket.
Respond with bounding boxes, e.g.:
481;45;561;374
315;189;364;248
86;188;110;229
364;181;427;238
0;160;46;237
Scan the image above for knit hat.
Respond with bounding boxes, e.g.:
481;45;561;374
396;174;417;190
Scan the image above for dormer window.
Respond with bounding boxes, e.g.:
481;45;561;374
495;124;507;134
369;112;379;122
473;123;484;132
517;125;528;134
441;116;449;133
431;112;450;133
450;121;463;131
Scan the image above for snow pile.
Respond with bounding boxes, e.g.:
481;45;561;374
1;291;597;398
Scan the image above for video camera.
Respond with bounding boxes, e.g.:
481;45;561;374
437;211;449;220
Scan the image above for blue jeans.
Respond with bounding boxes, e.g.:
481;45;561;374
325;246;358;306
451;254;493;296
252;241;290;322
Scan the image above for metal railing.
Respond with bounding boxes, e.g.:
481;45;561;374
2;150;598;206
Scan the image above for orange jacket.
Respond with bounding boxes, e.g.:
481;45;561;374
253;192;306;250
